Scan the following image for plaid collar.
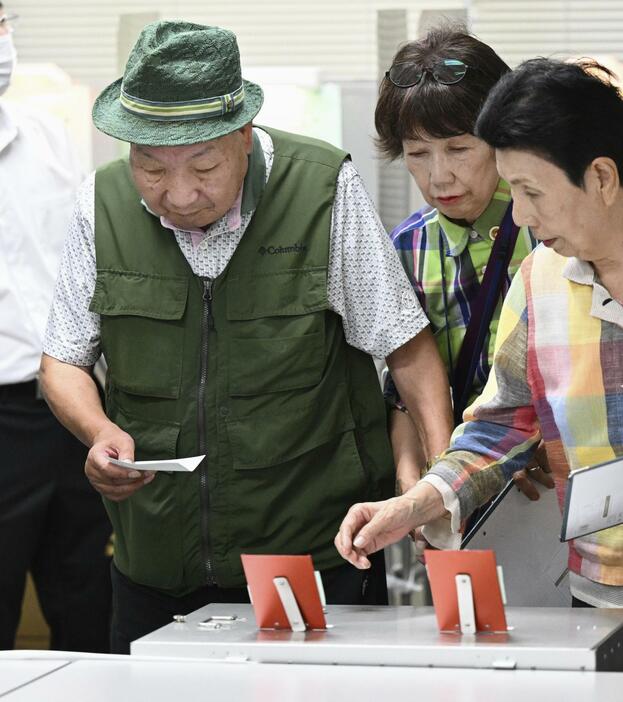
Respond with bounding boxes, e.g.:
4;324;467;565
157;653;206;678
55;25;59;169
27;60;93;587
562;256;595;286
438;179;512;257
563;255;623;326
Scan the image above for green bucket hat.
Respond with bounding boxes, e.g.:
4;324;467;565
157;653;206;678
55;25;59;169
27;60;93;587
92;21;264;146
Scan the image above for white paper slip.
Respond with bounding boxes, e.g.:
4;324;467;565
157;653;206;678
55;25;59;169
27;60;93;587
108;455;205;473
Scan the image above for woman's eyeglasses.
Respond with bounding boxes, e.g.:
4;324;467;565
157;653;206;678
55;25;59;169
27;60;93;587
385;59;471;88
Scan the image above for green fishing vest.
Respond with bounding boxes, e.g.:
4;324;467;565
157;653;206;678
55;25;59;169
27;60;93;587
90;127;394;596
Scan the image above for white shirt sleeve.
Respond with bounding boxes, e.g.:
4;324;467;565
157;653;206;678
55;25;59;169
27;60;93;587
326;159;428;359
419;473;462;550
0;105;84;383
42;173;102;366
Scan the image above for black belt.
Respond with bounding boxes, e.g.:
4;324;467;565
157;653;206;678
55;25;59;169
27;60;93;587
0;379;40;400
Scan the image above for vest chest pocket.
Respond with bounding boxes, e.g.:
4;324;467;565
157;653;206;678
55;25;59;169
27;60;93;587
228;313;325;395
224;269;353;471
226;269;328;396
89;270;189;399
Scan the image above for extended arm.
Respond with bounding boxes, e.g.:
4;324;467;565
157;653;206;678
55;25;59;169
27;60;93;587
334;480;447;569
336;267;543;566
390;408;427;494
387;327;454;475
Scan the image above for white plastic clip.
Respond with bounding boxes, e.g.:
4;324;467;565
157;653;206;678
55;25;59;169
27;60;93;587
273;576;306;632
497;565;507;606
314;570;327;607
455;573;476;635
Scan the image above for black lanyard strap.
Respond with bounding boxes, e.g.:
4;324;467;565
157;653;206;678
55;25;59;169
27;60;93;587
441;203;520;425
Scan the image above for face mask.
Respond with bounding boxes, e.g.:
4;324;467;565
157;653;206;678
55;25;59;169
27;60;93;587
0;32;16;96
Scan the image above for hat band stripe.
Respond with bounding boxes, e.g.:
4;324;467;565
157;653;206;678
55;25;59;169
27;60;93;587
119;84;245;121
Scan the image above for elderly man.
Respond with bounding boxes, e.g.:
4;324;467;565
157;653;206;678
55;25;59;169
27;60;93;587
41;21;452;653
0;4;111;650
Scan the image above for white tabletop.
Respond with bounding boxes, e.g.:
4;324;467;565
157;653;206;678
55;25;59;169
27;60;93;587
0;660;69;696
1;657;622;702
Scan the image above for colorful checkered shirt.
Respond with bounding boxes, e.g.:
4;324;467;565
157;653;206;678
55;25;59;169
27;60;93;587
389;179;535;404
427;245;623;586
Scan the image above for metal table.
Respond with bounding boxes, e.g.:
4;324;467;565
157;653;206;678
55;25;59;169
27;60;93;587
132;603;623;671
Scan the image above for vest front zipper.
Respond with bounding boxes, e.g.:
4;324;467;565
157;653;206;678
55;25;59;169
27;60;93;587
198;277;216;585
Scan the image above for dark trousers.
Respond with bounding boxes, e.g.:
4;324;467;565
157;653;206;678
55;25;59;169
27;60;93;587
0;387;113;651
111;550;387;654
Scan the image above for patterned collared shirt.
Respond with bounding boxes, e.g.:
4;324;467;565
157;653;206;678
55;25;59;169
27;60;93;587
424;245;623;594
390;179;535;404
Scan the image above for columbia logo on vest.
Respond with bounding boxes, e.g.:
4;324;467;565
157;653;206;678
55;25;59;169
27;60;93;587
258;244;307;256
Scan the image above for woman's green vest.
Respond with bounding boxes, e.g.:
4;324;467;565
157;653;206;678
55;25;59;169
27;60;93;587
90;127;393;595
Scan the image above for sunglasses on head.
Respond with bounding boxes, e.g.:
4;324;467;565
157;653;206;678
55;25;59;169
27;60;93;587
385;58;471;88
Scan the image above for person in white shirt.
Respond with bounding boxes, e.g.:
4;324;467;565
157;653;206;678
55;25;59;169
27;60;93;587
0;5;112;651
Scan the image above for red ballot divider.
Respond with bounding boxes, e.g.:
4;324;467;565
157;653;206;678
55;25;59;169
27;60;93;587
241;554;327;631
425;549;507;633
